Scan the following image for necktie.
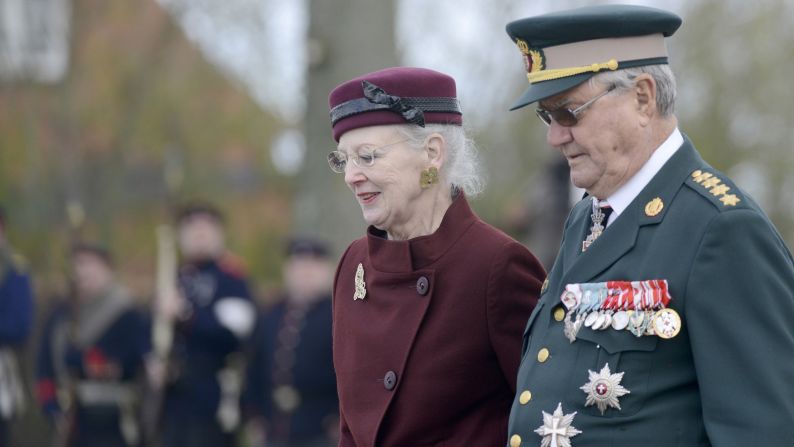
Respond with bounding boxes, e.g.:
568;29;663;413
582;201;612;252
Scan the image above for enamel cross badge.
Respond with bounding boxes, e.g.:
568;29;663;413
353;263;367;300
580;364;630;415
534;403;582;447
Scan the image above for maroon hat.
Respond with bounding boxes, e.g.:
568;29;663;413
328;67;463;142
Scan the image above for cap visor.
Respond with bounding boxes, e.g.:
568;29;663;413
509;73;594;111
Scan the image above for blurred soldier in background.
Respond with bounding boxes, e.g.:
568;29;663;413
159;203;256;447
0;207;34;447
243;237;338;447
36;243;149;447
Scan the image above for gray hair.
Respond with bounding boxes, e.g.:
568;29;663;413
591;64;677;117
395;123;486;197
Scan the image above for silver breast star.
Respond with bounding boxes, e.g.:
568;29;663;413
534;403;582;447
580;364;630;415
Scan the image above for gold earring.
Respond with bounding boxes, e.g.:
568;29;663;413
420;167;439;189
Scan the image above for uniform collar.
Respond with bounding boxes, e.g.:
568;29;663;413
366;194;478;273
603;127;683;225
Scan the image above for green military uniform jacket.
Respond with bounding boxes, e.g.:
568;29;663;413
507;137;794;446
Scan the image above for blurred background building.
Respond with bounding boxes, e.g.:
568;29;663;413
1;0;793;445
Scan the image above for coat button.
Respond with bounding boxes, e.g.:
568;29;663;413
553;307;566;322
519;390;532;405
416;276;429;295
383;370;398;390
510;434;522;447
537;348;550;363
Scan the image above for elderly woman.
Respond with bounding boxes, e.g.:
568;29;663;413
327;67;546;447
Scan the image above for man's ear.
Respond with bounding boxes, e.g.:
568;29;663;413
634;74;657;125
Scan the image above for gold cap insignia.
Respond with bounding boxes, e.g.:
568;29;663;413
353;263;367;300
516;39;545;74
644;197;664;217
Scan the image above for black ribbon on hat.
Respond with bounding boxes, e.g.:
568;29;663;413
362;80;425;127
329;85;460;127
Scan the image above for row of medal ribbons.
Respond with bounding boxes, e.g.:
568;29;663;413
560;280;681;341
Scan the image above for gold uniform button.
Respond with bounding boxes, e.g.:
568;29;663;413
537;348;550;363
519;390;532;404
553;307;565;321
510;434;522;447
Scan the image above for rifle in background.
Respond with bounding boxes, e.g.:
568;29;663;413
141;147;183;445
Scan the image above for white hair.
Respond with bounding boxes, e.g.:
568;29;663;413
591;64;677;117
395;123;486;197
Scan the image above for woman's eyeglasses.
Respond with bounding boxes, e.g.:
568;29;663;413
535;85;616;127
327;139;408;173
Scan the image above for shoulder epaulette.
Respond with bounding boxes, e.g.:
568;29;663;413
685;168;745;210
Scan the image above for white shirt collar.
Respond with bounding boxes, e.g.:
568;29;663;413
599;127;683;226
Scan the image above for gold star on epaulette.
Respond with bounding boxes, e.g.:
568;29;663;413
720;194;741;206
701;177;721;189
710;184;731;197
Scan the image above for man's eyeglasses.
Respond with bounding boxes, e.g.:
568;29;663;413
536;85;616;127
327;139;408;173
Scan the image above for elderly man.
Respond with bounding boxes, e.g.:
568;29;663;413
504;5;794;447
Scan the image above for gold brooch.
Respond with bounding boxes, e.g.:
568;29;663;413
353;263;367;300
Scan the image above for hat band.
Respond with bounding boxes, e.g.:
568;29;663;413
528;58;619;83
330;96;461;126
527;56;670;84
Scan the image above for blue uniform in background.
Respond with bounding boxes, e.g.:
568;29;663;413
244;295;337;447
36;287;149;447
0;246;34;447
163;256;255;447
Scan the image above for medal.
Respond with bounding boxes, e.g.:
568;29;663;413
652;308;681;339
611;310;629;330
534;402;582;447
580;364;631;415
582;200;609;252
584;311;600;328
597;311;613;330
353;263;367;300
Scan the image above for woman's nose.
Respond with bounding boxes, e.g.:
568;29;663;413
344;162;366;186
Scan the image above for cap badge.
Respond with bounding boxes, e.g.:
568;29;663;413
644;197;664;217
580;364;631;415
516;39;545;74
534;403;582;447
353;263;367;300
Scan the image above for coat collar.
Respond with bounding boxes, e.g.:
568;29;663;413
366;194;478;273
560;134;705;284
